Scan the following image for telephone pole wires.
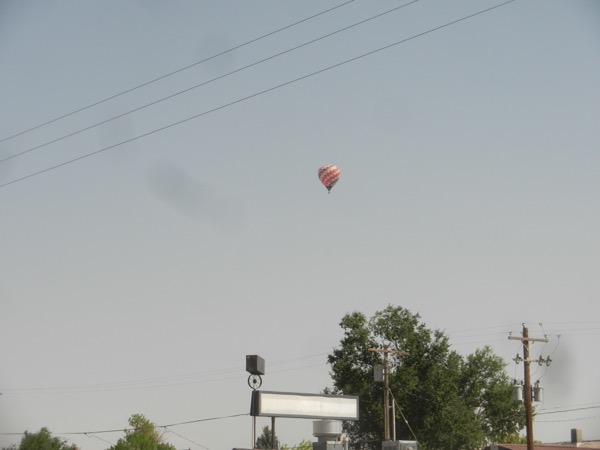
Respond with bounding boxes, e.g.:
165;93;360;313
509;325;550;450
368;346;408;441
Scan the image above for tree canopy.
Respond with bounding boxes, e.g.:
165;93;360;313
2;427;78;450
327;305;525;450
281;440;312;450
255;425;312;450
107;414;176;450
255;425;278;449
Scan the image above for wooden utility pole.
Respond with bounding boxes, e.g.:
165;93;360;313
368;346;408;441
509;325;549;450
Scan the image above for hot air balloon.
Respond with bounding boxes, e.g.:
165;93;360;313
318;164;341;193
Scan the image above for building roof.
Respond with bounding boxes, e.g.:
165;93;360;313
488;445;576;450
486;444;600;450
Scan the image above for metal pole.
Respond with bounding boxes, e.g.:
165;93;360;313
384;349;390;441
523;326;534;450
391;390;396;441
252;416;256;449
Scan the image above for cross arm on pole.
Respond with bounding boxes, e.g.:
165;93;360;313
368;347;409;356
508;336;549;343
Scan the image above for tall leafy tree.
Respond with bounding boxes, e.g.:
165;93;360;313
281;440;312;450
107;414;176;450
2;427;78;450
256;426;312;450
255;425;279;449
327;305;525;450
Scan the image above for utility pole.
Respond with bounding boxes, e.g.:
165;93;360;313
368;346;408;441
509;325;549;450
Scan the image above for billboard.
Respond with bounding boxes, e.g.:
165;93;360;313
250;390;359;420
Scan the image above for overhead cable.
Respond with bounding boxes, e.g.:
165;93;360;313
0;0;355;145
0;0;418;165
1;353;328;394
0;413;249;437
163;428;211;450
537;405;600;415
0;0;515;190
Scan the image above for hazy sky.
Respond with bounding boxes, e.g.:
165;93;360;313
1;1;599;449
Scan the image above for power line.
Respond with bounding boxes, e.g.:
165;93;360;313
68;413;249;440
534;403;600;423
537;405;600;415
160;413;249;429
84;433;114;447
268;352;328;365
163;428;211;450
0;413;249;437
0;0;356;145
0;366;244;394
0;353;328;394
0;0;515;191
536;415;600;423
449;326;518;336
0;0;418;166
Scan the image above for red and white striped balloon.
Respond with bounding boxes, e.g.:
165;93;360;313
318;164;341;193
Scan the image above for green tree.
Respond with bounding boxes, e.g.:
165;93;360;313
281;439;312;450
327;305;525;450
2;427;78;450
496;433;528;444
107;414;176;450
255;425;278;449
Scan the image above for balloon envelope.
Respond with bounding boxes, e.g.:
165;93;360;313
318;165;341;192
